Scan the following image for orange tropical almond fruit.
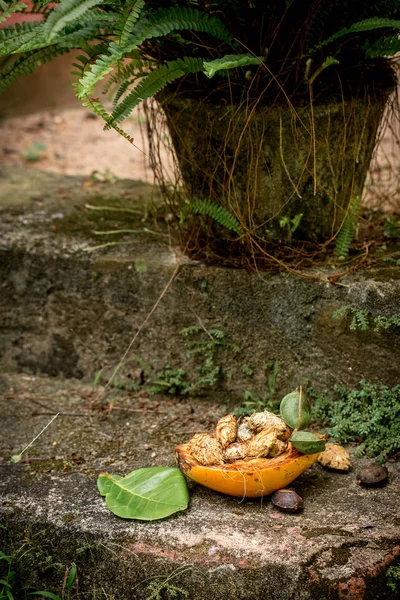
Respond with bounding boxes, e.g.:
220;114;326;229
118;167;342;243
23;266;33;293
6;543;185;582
175;442;320;498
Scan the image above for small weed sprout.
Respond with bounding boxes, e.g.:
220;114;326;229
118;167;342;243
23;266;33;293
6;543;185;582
22;142;47;162
234;360;279;416
279;213;303;244
10;413;59;464
333;306;400;332
143;326;239;396
241;364;254;377
103;326;240;396
137;566;195;600
0;550;72;600
144;579;189;600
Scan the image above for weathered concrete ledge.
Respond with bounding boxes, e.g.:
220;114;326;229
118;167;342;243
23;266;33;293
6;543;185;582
1;375;399;600
0;165;399;396
0;166;399;598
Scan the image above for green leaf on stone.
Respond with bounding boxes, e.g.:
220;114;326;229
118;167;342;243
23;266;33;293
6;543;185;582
289;431;326;455
280;389;311;430
97;467;190;520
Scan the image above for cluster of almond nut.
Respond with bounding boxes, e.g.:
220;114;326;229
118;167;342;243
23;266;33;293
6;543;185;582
187;411;293;466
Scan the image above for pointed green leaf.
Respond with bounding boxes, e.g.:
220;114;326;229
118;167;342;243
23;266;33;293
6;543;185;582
0;2;27;26
105;57;204;129
66;564;77;593
97;467;189;520
311;17;400;52
289;431;325;455
44;0;105;42
280;389;311;429
203;54;263;79
29;592;63;600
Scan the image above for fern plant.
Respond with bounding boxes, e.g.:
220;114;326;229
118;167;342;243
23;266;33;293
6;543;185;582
310;381;400;463
1;0;399;251
1;1;399;135
333;305;400;331
334;195;360;260
179;198;242;236
0;0;265;141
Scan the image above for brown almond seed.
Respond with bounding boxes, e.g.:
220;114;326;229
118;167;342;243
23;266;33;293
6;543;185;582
271;489;303;513
356;464;389;487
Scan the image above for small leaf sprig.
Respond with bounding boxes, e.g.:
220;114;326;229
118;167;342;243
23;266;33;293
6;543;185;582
280;387;325;454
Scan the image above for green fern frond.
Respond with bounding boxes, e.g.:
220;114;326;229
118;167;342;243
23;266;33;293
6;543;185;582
115;0;144;47
101;53;149;93
44;0;104;42
110;69;151;107
142;7;234;46
202;53;263;79
75;41;123;98
0;20;38;40
104;53;146;84
69;42;109;80
38;22;111;52
365;34;400;58
0;1;28;25
0;12;109;55
28;1;56;17
71;47;135;141
31;0;57;8
77;6;233;99
101;52;153;100
78;94;110;120
79;95;135;143
74;11;117;28
46;21;108;51
105;57;204;129
111;79;133;106
313;17;400;51
0;21;44;54
334;195;360;260
180;199;242;236
0;45;69;93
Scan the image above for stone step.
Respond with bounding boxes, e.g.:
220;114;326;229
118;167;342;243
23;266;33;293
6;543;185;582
1;374;399;600
1;166;399;598
1;166;399;398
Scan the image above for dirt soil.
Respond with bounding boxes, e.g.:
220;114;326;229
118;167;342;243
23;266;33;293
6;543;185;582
0;107;172;183
0;373;224;473
0;104;399;214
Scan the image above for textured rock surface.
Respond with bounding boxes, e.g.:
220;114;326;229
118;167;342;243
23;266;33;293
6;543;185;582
0;166;399;598
0;166;400;396
0;375;399;600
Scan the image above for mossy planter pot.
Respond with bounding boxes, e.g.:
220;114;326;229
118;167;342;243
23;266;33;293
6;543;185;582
158;92;389;241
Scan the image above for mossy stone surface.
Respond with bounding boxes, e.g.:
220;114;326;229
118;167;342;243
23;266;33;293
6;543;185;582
1;375;399;600
1;165;400;396
1;166;399;598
